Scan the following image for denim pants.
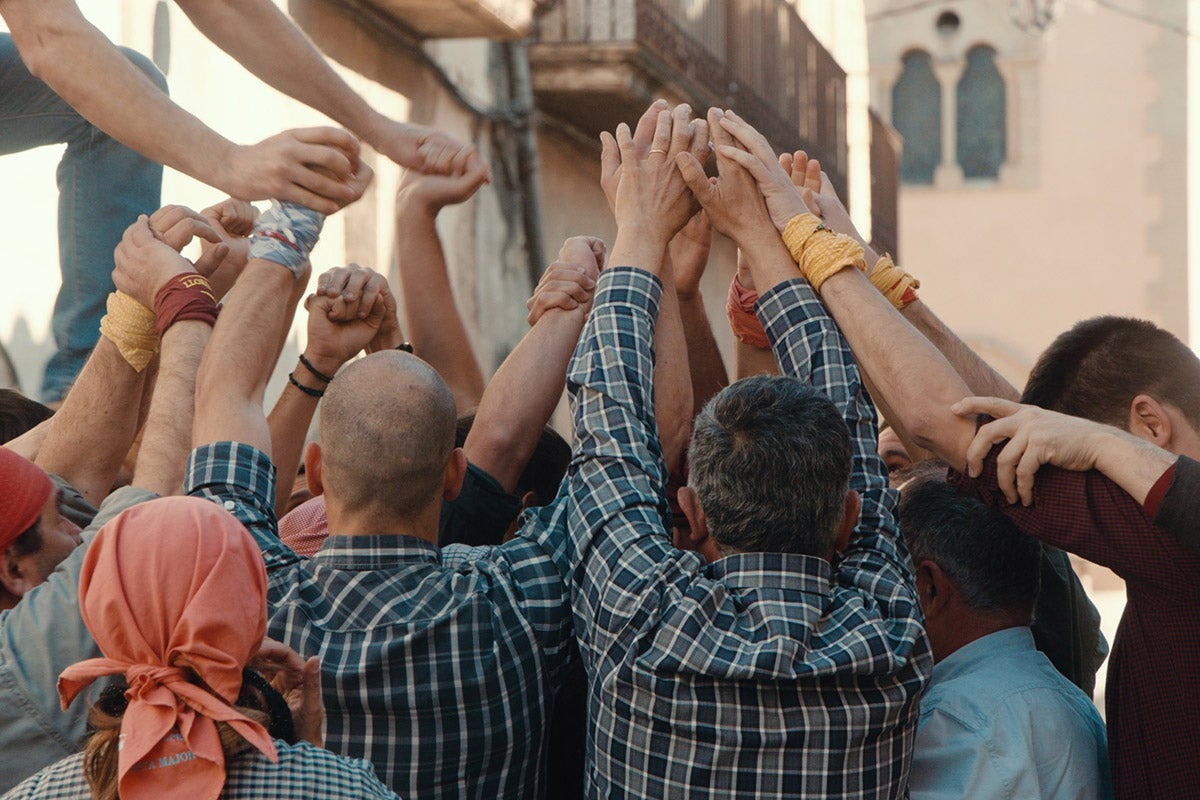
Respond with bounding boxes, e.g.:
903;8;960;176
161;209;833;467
0;33;163;401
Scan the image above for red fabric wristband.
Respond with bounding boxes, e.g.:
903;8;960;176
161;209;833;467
153;273;219;337
726;276;770;349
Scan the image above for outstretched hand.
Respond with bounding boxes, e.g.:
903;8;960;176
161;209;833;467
304;264;391;376
198;198;260;299
224;127;366;214
781;150;878;265
710;110;814;233
670;211;713;300
953;396;1108;506
250;638;324;747
373;119;490;183
396;151;491;215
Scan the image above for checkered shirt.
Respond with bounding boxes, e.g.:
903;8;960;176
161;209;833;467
563;267;931;799
0;741;398;799
186;444;573;800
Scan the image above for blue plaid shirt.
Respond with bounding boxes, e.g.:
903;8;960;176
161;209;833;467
186;445;574;800
1;740;398;799
564;267;931;798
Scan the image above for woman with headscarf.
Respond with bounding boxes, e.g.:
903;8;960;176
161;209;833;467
2;496;400;800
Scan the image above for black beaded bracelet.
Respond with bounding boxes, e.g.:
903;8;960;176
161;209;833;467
298;352;335;383
395;342;414;354
288;371;325;398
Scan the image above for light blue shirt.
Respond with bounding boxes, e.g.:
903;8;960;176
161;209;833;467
911;626;1112;799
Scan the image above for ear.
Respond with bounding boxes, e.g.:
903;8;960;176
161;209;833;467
519;491;537;511
832;490;861;555
0;547;31;599
442;448;468;502
1127;394;1173;449
304;442;324;497
676;487;721;562
918;559;957;622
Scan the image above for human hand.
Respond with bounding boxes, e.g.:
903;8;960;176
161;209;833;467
526;236;605;324
114;215;208;308
710;110;814;233
250;638;324;747
675;109;780;252
198;198;259;299
599;100;672;213
781;151;877;264
670;211;712;300
396;153;490;216
373;118;491;182
305;264;391;375
223;127;365;214
607;103;710;253
953;396;1107;506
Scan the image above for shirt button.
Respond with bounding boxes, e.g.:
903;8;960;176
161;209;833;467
224;500;236;511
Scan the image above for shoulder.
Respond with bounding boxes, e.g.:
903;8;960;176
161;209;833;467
224;741;396;798
2;752;89;799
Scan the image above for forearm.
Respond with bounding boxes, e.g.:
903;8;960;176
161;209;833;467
902;299;1020;401
133;322;211;496
267;380;320;514
1091;427;1177;505
395;207;485;412
676;293;728;415
35;337;146;507
194;260;300;453
465;309;586;492
5;1;233;186
653;261;694;474
818;267;975;469
174;0;381;138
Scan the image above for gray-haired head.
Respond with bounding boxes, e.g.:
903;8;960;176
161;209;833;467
688;375;853;556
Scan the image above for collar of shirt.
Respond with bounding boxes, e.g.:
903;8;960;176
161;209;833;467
312;534;441;570
706;550;833;594
932;625;1035;685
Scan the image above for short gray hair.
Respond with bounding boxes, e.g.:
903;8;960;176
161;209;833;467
688;376;852;556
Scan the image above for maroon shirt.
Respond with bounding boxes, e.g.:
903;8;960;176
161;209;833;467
950;450;1200;799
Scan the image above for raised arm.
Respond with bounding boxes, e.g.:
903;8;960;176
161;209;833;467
465;238;600;493
1;0;363;213
30;206;224;505
268;264;393;512
172;0;484;177
669;211;729;419
392;158;490;412
714;112;977;470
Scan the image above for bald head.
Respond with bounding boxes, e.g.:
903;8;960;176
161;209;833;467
319;352;457;519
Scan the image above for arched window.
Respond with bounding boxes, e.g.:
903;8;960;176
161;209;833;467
956;45;1006;179
892;50;941;185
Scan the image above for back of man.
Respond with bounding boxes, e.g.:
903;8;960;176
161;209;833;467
188;351;573;799
899;480;1110;799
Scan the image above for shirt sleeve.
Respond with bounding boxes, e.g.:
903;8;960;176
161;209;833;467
950;444;1200;598
563;266;689;649
755;279;922;621
186;442;301;604
1152;455;1200;554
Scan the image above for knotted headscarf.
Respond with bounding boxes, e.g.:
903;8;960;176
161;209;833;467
58;496;278;800
0;447;53;551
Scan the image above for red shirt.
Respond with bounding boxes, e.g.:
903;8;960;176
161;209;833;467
950;450;1200;799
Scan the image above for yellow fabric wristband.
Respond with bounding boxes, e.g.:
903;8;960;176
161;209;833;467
99;291;159;372
869;255;921;309
781;214;867;291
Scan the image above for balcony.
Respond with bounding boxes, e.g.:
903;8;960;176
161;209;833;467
869;109;901;260
531;0;848;198
352;0;536;39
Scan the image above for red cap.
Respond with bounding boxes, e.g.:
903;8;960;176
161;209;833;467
0;448;53;551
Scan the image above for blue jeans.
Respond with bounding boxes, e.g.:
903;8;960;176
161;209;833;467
0;34;163;402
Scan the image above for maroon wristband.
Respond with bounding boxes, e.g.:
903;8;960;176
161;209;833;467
153;273;220;336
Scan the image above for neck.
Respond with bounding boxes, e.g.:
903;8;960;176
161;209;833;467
324;497;441;545
932;611;1028;663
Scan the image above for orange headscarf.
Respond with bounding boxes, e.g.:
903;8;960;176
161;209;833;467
58;496;278;800
0;447;53;551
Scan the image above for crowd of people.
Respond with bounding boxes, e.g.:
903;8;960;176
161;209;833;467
1;5;1199;799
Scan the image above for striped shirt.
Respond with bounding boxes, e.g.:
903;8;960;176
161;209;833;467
564;267;931;798
186;444;573;800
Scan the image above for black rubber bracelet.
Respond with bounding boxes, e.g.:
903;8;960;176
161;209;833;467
288;371;325;398
298;352;335;383
395;342;414;354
